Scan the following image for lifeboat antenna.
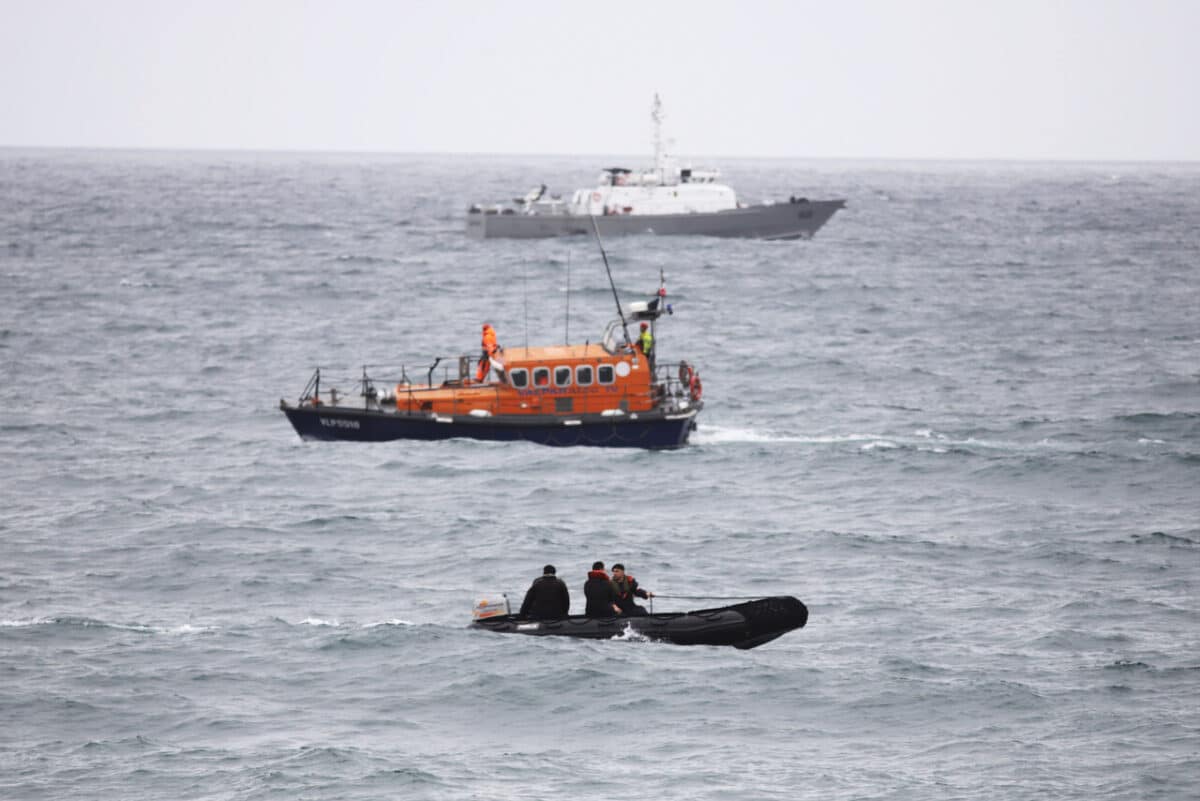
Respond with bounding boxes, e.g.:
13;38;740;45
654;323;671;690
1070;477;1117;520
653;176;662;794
564;250;571;345
522;260;529;350
589;215;632;348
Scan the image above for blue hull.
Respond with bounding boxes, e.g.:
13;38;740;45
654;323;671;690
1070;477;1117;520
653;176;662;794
281;403;699;449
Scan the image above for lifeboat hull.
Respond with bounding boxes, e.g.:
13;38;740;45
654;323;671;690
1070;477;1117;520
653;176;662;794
466;199;844;240
471;596;808;650
280;402;700;449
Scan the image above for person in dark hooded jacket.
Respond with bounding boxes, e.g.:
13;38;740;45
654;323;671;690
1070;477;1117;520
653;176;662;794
583;561;621;617
519;565;570;619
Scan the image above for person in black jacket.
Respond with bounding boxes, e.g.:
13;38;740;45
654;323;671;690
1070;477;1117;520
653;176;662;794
611;563;653;616
519;565;570;619
583;561;621;617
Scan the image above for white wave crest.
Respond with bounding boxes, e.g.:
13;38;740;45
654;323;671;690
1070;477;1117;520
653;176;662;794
612;622;650;643
362;619;416;628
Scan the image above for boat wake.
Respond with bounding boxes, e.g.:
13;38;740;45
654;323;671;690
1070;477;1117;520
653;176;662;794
695;425;908;449
691;424;1143;458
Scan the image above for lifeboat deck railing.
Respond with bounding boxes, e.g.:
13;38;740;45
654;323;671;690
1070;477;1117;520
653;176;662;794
296;358;492;410
653;360;702;409
295;357;699;415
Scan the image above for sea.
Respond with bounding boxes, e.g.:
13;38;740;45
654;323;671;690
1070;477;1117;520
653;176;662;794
1;148;1198;800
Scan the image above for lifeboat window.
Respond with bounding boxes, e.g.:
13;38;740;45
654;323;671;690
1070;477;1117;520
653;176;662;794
554;366;571;387
533;367;550;386
576;365;593;386
509;368;528;388
598;364;615;384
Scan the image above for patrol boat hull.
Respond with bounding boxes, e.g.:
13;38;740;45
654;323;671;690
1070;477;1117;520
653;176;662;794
471;596;808;650
466;199;845;240
281;402;700;450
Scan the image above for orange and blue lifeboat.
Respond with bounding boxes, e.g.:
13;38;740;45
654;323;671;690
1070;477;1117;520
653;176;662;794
280;306;702;449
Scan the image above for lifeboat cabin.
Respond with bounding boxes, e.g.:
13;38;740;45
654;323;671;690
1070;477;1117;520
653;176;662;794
280;300;702;449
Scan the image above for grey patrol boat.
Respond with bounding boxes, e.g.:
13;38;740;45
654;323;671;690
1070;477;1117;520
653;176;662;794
467;95;844;241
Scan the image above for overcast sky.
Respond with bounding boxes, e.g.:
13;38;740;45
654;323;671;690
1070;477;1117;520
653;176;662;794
1;0;1196;161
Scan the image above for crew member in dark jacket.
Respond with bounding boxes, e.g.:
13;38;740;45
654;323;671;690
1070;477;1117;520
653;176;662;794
583;561;621;617
519;564;570;619
611;563;653;616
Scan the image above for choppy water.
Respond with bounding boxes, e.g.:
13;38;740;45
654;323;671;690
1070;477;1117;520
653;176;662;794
2;149;1198;800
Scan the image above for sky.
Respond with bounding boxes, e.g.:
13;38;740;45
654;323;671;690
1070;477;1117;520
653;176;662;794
1;0;1197;161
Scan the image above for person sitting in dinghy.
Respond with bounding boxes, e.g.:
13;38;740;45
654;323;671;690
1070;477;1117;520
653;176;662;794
584;561;622;617
519;564;570;619
611;563;654;617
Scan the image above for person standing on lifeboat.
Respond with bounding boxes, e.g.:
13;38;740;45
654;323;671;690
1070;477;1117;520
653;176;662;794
476;323;500;382
636;321;654;366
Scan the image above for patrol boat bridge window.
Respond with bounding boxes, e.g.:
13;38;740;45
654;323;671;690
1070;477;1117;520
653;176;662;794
509;368;528;388
554;366;572;387
533;367;550;386
576;365;593;386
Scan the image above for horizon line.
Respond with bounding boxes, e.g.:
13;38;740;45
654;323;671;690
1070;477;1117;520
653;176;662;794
1;143;1197;167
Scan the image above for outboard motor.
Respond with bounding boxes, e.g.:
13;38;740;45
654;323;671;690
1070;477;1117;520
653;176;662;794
472;595;511;620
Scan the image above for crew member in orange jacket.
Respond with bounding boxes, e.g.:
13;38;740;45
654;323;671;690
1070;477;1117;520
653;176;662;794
476;323;499;382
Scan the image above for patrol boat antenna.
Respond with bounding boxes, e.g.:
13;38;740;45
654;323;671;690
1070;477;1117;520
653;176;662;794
590;215;632;348
651;92;664;179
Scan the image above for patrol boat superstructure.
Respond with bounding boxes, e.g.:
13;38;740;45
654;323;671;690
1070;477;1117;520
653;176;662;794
467;95;845;240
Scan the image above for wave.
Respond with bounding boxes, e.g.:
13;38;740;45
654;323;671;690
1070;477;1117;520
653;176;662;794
1104;659;1154;671
1115;411;1200;424
333;253;398;265
612;622;651;644
288;617;420;629
1132;531;1198;547
3;615;427;635
0;616;215;635
261;220;335;232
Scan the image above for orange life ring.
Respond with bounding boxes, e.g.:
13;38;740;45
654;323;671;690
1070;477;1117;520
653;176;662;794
689;373;702;402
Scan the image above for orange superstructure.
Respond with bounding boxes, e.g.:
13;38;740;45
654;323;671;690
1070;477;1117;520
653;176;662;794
394;342;667;418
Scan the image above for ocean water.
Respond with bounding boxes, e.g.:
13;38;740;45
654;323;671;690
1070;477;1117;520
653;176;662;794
1;149;1198;800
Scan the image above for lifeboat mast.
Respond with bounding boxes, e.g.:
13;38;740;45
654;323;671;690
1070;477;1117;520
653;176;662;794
589;215;633;349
